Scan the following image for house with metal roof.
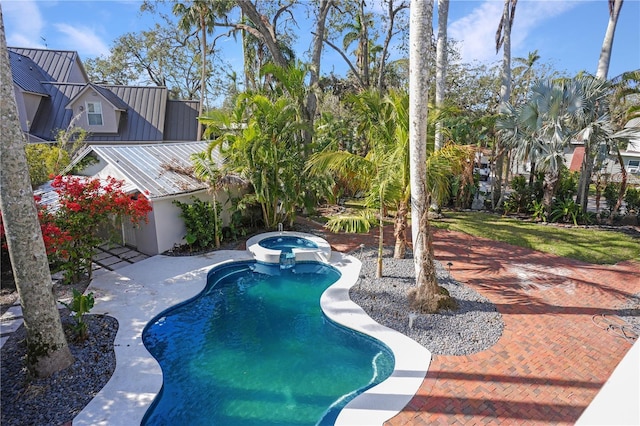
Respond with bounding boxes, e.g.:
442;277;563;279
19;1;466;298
9;47;201;143
64;142;238;255
9;47;228;255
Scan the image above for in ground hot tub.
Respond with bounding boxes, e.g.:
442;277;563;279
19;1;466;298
246;231;332;266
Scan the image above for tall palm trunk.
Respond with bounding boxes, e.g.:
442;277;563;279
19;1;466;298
596;0;624;79
197;13;207;141
434;0;449;151
0;9;74;377
493;0;517;209
409;0;440;313
577;0;623;210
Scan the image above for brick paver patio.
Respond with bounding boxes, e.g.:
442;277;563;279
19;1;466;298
299;218;640;425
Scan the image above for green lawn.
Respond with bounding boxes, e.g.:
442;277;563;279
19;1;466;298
431;211;640;265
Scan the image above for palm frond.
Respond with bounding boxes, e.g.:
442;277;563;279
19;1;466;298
324;210;376;234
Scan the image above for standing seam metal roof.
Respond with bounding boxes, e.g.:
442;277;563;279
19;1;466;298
89;142;222;199
9;47;86;83
9;51;49;95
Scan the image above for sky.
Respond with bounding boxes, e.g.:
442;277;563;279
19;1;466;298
2;0;640;80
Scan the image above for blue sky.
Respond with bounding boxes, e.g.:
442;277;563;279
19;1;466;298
3;0;639;79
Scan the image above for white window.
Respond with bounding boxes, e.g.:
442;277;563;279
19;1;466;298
627;160;640;173
86;102;103;126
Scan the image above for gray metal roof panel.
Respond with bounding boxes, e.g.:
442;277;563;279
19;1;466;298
87;86;167;142
9;51;49;95
9;47;85;83
164;100;200;141
89;142;220;199
30;83;82;141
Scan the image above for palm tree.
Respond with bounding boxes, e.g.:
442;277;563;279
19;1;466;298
492;0;518;209
434;0;450;152
574;0;624;210
605;70;640;222
201;85;308;230
306;90;399;277
596;0;624;79
173;1;221;141
408;0;445;313
342;1;372;87
513;50;541;186
0;9;74;377
498;79;582;219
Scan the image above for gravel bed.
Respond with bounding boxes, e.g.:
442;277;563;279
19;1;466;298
350;248;504;355
1;310;118;426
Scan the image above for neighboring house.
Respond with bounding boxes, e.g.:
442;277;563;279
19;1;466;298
60;142;237;255
9;47;201;143
566;117;640;184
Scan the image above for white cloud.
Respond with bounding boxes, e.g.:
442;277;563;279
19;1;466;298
3;0;46;48
449;0;581;65
53;23;111;57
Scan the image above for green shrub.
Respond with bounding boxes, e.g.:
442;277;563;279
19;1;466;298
504;175;534;214
624;187;640;212
550;198;581;226
603;182;621;213
173;197;222;250
556;168;578;202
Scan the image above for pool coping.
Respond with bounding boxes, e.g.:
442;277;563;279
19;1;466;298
324;253;432;425
73;246;430;425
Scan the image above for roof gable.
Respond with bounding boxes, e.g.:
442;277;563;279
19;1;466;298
66;83;128;111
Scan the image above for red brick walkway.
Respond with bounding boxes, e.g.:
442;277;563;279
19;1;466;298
299;218;640;425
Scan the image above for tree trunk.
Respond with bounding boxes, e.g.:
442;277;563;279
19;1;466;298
0;9;74;377
393;200;408;259
493;0;516;210
197;13;206;141
409;0;439;312
542;171;559;220
377;0;408;92
609;147;628;224
408;204;440;312
596;0;624;79
306;0;332;148
236;1;289;69
358;0;370;87
434;0;449;152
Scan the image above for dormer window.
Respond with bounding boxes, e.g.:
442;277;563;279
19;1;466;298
86;101;103;125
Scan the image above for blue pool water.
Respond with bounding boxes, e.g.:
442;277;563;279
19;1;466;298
142;261;394;426
258;236;318;252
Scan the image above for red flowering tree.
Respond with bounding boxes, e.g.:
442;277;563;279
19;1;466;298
50;175;152;283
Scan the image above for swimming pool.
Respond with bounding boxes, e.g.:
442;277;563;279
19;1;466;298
141;260;394;425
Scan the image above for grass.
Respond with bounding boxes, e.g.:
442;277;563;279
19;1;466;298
431;211;640;265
